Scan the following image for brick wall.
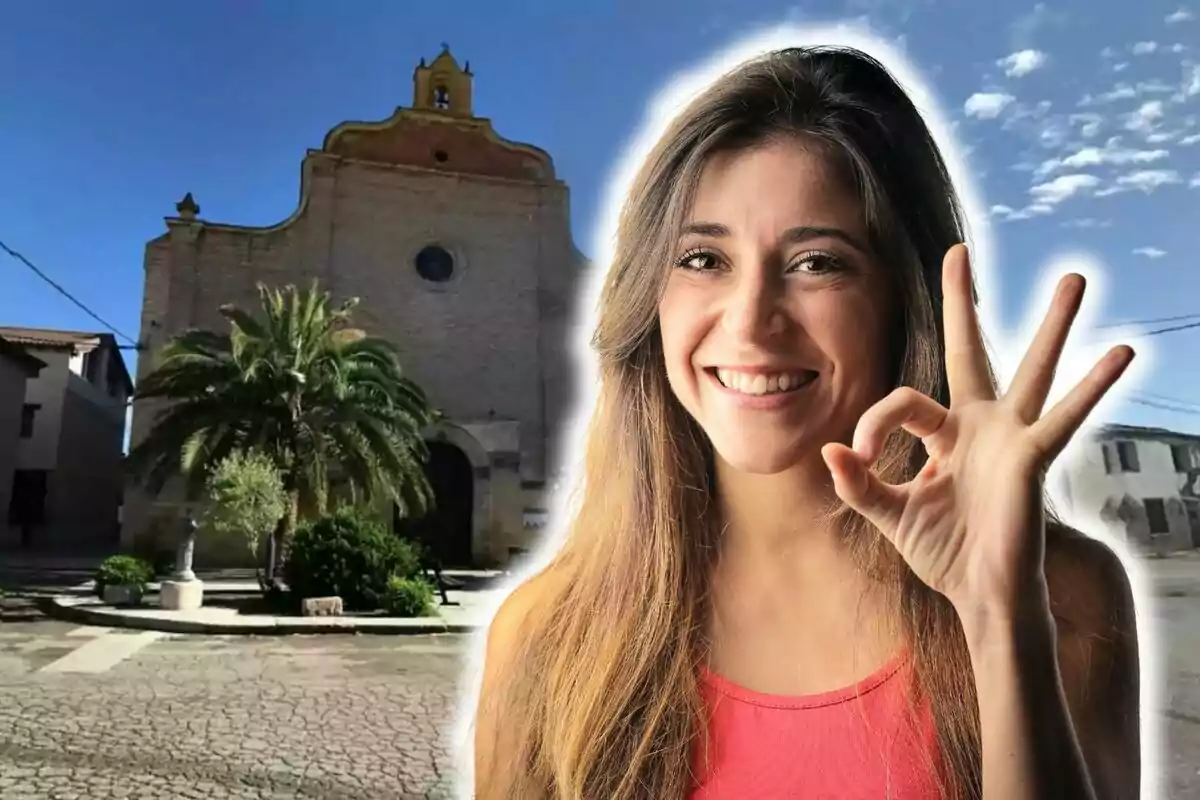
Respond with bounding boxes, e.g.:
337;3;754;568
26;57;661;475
126;148;581;558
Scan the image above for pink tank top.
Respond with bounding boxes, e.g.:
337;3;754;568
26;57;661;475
688;651;944;799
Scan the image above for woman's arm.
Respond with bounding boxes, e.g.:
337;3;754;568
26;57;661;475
960;536;1140;800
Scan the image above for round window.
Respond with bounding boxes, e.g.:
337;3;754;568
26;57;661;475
414;245;455;282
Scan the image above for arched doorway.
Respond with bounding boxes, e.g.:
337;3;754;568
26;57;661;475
397;441;475;567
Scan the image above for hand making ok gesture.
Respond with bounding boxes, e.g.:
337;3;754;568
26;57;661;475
821;244;1135;622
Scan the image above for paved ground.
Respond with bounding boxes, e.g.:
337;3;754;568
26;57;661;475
1;553;1199;798
1156;577;1200;799
0;624;472;799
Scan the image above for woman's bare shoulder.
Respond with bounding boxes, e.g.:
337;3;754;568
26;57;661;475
1044;524;1138;638
484;566;568;660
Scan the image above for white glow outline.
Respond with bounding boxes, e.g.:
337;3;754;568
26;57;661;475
450;19;1160;800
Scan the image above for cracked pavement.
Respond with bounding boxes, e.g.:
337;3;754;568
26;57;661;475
0;625;472;799
1;553;1200;798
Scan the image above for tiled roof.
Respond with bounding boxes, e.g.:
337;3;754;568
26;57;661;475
0;327;133;394
0;336;44;374
0;327;107;348
1096;422;1200;443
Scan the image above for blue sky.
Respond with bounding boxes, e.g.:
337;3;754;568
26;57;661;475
1;1;1198;432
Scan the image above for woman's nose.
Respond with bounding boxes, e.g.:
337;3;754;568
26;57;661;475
720;267;787;341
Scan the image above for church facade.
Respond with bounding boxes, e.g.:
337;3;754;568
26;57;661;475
124;48;585;568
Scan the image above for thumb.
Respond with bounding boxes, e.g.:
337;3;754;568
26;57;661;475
822;443;905;537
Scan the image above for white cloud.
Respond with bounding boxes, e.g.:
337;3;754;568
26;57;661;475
1125;100;1166;133
991;202;1053;222
1089;145;1167;166
1061;218;1112;228
1041;144;1170;176
1079;84;1138;105
1145;130;1181;143
998;49;1048;77
1191;172;1200;188
1039;127;1068;148
1098;169;1183;195
1137;79;1176;95
1182;132;1200;144
1030;173;1101;205
1132;247;1167;258
1133;41;1160;55
1166;8;1194;23
964;91;1016;119
1069;112;1105;137
1185;64;1200;96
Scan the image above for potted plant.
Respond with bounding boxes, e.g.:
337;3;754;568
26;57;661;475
94;555;154;607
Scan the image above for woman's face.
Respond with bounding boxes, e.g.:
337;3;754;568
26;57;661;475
658;138;897;475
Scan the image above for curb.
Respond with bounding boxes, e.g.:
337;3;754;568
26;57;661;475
39;596;483;636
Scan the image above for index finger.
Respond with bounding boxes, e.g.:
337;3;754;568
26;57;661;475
942;244;996;405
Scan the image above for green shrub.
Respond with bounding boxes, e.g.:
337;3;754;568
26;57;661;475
283;506;423;610
201;449;287;559
382;575;437;617
95;555;154;597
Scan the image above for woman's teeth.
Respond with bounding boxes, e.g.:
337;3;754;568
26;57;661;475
714;369;815;396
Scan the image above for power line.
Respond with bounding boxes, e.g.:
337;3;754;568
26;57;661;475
1134;319;1200;338
1095;312;1200;329
0;237;138;348
1134;390;1200;411
1128;398;1200;417
1091;318;1200;346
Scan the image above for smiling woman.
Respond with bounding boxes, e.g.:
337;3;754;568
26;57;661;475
473;44;1142;800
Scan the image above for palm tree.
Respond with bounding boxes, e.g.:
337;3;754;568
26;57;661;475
126;282;437;586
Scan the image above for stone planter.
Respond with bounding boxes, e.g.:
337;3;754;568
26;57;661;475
101;584;143;607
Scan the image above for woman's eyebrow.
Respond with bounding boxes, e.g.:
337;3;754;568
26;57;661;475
680;221;869;254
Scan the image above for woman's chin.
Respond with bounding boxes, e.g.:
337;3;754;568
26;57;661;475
712;441;822;477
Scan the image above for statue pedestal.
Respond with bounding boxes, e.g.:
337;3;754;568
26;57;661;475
160;579;204;611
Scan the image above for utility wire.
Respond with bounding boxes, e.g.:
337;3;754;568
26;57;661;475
1128;397;1200;417
1133;319;1200;338
1095;312;1200;329
0;237;139;348
1090;319;1200;345
1134;390;1200;411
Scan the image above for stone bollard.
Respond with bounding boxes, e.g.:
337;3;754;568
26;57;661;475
301;597;344;617
160;510;203;611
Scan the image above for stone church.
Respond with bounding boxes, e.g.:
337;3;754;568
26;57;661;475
124;47;586;568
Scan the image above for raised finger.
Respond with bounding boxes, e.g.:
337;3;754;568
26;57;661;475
1006;273;1086;423
823;443;908;537
1030;345;1135;462
942;244;996;405
853;387;950;463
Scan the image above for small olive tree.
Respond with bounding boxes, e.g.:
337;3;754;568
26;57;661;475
201;449;287;563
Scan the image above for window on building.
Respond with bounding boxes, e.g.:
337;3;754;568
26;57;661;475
1101;443;1114;474
83;349;101;383
1115;440;1140;472
19;404;39;438
434;85;450;108
1144;498;1170;535
1171;443;1198;473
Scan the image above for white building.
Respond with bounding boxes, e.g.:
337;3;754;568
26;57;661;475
1061;423;1200;554
0;327;132;551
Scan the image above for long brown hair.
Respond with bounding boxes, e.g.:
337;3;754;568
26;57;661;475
476;45;1051;800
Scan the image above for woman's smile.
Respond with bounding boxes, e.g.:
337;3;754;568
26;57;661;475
703;366;820;410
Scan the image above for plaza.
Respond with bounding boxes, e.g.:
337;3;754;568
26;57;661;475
0;553;1197;798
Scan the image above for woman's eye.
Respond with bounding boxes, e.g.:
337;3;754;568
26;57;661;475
674;250;720;271
790;251;844;274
